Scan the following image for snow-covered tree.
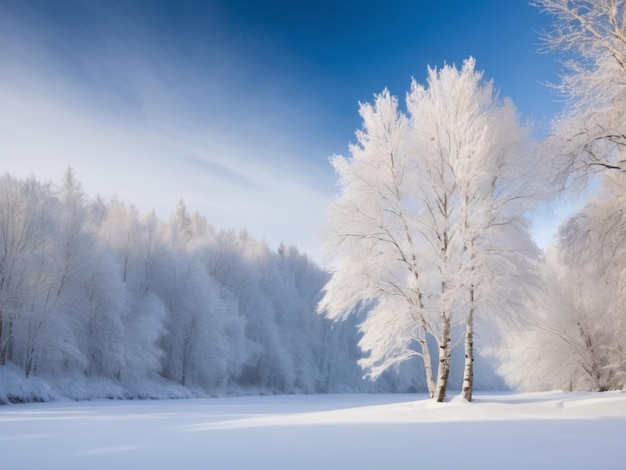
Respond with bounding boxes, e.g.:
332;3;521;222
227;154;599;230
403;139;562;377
319;88;439;396
95;199;166;381
407;58;543;401
320;58;541;401
493;0;626;395
535;0;626;177
0;176;60;373
497;173;626;391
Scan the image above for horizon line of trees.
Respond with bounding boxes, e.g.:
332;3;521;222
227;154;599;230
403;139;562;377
0;168;371;396
0;169;507;400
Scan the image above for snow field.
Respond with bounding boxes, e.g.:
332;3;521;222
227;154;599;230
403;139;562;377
1;391;625;469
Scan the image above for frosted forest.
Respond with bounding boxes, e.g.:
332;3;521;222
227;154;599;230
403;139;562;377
0;169;367;401
0;169;507;403
2;0;626;404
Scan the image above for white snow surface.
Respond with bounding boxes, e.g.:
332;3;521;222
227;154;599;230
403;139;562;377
1;391;625;469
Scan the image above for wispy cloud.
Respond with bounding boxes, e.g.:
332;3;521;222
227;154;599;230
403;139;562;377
0;3;335;261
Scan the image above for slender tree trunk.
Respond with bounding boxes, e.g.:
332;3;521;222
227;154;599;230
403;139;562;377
433;213;453;402
462;302;474;402
577;322;611;392
417;314;435;398
462;224;477;402
434;313;451;402
0;316;5;365
0;319;12;366
25;348;34;378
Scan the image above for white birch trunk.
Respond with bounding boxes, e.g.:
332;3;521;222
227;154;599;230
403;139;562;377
462;303;474;402
417;313;436;398
434;312;451;402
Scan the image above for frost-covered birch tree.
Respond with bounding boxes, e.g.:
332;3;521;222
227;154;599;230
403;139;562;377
497;172;626;392
535;0;626;177
496;0;626;393
409;61;542;401
320;58;541;401
318;90;439;397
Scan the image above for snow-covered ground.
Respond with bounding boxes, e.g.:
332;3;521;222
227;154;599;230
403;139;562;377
1;392;625;469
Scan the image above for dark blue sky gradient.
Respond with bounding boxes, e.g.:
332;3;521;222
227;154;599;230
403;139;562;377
212;0;560;137
6;0;559;141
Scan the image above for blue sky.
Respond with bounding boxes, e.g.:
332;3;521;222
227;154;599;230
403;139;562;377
0;0;565;262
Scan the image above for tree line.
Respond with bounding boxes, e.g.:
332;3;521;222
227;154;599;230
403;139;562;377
0;169;370;397
0;168;505;401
